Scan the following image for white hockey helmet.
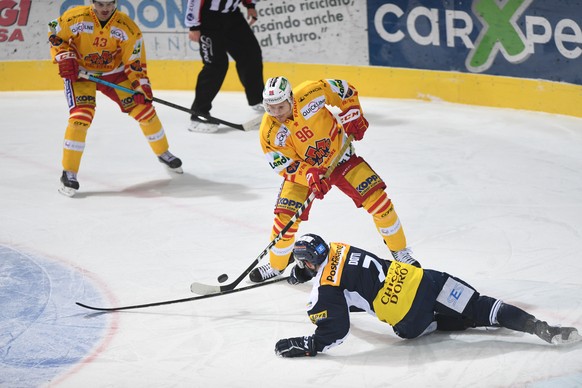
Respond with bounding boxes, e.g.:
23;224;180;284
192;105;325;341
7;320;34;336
262;76;293;113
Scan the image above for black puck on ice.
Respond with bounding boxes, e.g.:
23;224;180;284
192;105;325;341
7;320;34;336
217;274;229;283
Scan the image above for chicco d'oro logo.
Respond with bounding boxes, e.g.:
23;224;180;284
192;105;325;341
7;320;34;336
466;0;532;72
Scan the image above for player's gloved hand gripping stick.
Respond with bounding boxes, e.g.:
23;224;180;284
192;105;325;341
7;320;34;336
190;134;355;295
78;71;262;131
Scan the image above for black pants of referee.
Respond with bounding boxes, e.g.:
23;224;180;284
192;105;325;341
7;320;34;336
191;9;264;118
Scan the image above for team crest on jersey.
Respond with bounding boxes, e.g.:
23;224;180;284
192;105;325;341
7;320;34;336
304;138;331;166
49;34;63;47
85;51;114;66
286;160;300;174
300;96;326;120
130;60;143;72
274;125;290;147
309;310;328;324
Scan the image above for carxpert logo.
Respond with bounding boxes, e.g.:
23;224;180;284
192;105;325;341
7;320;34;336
467;0;532;72
368;0;582;85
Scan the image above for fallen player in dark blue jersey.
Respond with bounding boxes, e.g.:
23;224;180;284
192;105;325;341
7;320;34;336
275;234;581;358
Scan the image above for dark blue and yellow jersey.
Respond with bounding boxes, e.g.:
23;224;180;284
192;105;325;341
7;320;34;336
306;242;424;352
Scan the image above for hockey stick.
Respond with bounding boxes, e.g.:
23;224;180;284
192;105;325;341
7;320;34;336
78;71;262;131
76;276;289;312
190;134;355;295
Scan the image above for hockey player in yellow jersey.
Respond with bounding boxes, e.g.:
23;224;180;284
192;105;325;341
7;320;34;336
249;76;419;282
48;0;182;197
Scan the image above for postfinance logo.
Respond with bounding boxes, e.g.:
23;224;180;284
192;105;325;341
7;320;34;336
467;0;532;72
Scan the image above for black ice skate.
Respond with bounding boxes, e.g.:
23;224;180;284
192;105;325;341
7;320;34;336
529;319;581;344
59;170;79;197
158;151;183;174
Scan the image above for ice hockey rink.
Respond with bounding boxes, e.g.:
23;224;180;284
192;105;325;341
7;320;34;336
1;90;581;387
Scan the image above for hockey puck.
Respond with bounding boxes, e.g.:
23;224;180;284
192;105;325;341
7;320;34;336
217;274;229;283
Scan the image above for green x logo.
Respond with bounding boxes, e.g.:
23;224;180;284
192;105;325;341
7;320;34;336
466;0;532;72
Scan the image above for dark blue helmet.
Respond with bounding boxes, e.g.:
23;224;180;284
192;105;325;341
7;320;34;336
293;234;329;273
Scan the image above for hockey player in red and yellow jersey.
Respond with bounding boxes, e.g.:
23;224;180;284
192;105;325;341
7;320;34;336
249;76;418;282
274;234;581;357
48;0;182;197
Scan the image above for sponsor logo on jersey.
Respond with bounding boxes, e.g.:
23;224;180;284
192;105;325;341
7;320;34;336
300;96;326;120
328;79;347;99
380;218;400;237
356;174;380;195
309;310;328;324
268;152;291;170
75;95;95;104
48;20;59;34
132;40;142;55
110;26;128;42
298;87;322;102
65;80;74;108
70;22;94;35
275;125;290;147
304;138;331;166
277;198;302;210
200;36;212;63
322;244;346;286
379;262;408;306
63;140;85;152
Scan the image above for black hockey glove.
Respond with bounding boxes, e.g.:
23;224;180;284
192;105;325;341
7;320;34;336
275;336;317;358
287;264;314;285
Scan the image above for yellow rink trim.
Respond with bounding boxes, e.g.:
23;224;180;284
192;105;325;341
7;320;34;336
1;60;581;118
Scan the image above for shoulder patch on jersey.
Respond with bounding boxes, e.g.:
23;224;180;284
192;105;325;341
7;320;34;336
275;125;290;147
321;243;347;286
48;20;59;34
327;79;349;99
266;151;292;172
309;310;328;324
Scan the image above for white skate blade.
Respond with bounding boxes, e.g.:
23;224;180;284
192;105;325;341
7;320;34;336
58;185;77;197
167;165;183;174
551;329;581;345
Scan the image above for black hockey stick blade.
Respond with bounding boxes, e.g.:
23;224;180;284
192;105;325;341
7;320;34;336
76;276;289;312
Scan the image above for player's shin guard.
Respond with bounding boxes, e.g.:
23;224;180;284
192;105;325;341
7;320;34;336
62;114;92;172
365;191;407;252
130;105;170;155
269;215;300;271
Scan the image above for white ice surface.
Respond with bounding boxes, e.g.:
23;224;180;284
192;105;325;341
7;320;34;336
1;90;582;387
